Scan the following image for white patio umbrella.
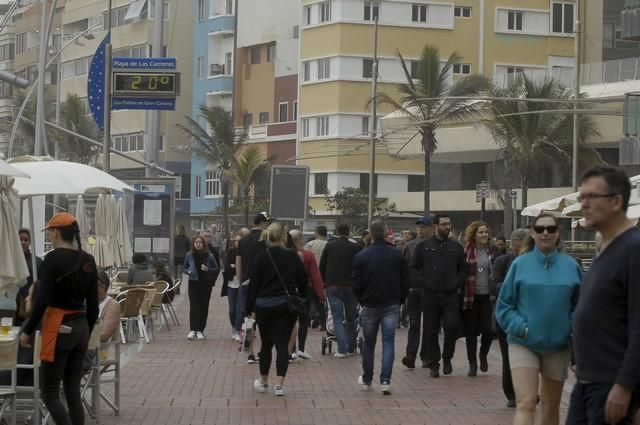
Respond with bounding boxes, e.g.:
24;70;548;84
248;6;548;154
0;158;30;178
106;195;122;267
115;198;133;267
8;156;134;196
74;195;90;251
521;192;579;217
0;177;30;292
570;204;640;228
93;194;114;268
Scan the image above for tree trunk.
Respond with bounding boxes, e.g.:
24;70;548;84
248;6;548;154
222;177;230;239
243;185;250;227
502;161;514;235
521;176;529;226
422;129;433;215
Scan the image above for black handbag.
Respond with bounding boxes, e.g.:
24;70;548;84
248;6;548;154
265;248;306;315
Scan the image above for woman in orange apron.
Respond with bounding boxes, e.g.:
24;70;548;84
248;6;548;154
20;212;99;425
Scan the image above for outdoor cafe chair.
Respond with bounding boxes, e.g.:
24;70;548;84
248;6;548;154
81;322;102;421
116;289;149;344
0;335;21;425
163;279;181;326
96;332;121;417
139;287;158;341
15;331;48;425
148;281;171;330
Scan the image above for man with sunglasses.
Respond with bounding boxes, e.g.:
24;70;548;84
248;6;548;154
411;214;468;378
568;165;640;425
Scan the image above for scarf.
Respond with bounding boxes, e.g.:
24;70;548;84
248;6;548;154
463;243;492;311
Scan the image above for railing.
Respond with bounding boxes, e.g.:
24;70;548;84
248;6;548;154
581;57;640;85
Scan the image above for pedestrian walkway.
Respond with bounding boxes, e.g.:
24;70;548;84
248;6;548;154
97;292;573;425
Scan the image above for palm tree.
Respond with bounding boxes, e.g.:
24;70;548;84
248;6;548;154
1;90;37;157
57;94;101;164
376;45;493;214
227;145;270;226
484;75;602;218
177;104;245;234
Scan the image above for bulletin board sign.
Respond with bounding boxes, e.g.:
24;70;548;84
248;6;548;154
125;177;177;266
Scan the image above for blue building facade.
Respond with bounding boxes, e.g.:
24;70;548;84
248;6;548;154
190;1;235;228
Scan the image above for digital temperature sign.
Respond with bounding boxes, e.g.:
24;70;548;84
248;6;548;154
112;72;179;97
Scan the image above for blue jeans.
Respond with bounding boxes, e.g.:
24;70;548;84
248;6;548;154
326;287;358;354
227;287;244;331
360;304;400;385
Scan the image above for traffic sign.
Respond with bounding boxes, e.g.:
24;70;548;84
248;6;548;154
475;181;490;202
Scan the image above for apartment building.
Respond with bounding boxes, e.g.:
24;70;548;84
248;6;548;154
1;0;64;157
190;0;299;229
189;0;235;229
59;0;193;226
298;0;604;229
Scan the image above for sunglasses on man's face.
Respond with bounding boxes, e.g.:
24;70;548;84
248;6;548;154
532;225;558;234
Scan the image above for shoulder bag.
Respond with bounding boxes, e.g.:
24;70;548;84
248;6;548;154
265;248;306;315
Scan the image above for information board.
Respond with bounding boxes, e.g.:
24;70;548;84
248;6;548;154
270;165;309;221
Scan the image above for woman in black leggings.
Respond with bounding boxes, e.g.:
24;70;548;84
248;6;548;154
246;223;307;396
20;212;98;425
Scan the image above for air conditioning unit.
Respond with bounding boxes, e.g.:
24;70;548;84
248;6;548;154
210;63;223;76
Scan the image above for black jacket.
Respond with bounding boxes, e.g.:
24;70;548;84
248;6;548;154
245;246;307;313
352;240;408;308
491;252;518;296
411;236;467;294
319;237;361;287
403;238;423;290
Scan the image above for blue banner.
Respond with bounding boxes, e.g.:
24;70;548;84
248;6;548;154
112;97;176;111
87;33;110;131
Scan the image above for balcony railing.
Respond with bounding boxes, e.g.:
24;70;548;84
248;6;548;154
581;57;640;85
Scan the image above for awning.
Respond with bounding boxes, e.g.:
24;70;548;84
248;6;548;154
125;0;147;21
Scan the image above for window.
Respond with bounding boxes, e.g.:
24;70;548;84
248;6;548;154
552;2;574;34
259;112;269;124
197;56;205;79
359;173;378;194
314;173;328;194
361;116;369;135
0;82;13;98
16;33;26;55
317;58;330;79
159;134;165;151
410;61;419;78
243;112;253;126
0;43;14;61
453;63;471;75
506;66;524;83
304;6;311;25
250;47;261;64
412;4;427;23
178;173;191;199
316;116;329;136
364;1;379;21
408;175;424;192
106;6;128;28
362;58;373;78
205;171;222;197
267;44;276;62
293;101;298;120
225;0;233;14
320;1;331;22
225;52;232;74
293;25;299;39
454;6;471;18
507;10;523;31
302;118;310;137
279;102;288;122
303;62;311;81
195;175;202;198
197;0;206;20
131;44;148;58
148;1;169;20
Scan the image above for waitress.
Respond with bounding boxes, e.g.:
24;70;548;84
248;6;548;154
20;212;99;425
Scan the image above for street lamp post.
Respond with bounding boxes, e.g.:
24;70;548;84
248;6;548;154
103;0;112;173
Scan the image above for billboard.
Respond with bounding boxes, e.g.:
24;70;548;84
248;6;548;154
270;165;309;221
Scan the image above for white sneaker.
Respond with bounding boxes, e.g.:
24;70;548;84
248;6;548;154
232;331;241;342
381;382;392;395
274;385;285;396
187;331;196;340
334;352;348;358
254;379;268;393
296;350;311;360
196;332;205;340
357;376;372;391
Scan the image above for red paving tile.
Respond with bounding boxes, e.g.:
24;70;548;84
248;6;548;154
93;288;573;425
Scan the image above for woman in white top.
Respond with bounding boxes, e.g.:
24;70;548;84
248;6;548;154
97;272;121;343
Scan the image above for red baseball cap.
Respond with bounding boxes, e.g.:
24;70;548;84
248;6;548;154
44;212;77;230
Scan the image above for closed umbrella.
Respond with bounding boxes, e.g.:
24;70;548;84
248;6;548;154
115;198;133;267
74;195;90;251
93;194;114;268
0;177;29;292
107;195;122;267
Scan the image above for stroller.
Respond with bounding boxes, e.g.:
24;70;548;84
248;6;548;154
321;298;363;355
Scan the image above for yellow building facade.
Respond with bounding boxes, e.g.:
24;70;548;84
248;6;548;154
298;0;603;217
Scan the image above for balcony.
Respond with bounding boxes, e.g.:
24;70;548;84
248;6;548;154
209;63;229;77
622;4;640;41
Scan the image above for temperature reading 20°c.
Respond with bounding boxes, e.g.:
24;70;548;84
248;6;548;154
112;73;178;96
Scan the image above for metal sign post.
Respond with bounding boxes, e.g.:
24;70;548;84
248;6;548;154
475;181;490;222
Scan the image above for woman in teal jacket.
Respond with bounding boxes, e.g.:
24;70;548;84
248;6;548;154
496;213;581;425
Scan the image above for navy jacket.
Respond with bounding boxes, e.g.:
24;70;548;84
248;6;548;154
352;240;409;308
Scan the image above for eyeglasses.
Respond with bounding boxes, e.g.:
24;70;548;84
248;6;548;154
532;225;558;234
577;193;617;203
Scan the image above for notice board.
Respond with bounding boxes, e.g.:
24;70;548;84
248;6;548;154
270;165;309;221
